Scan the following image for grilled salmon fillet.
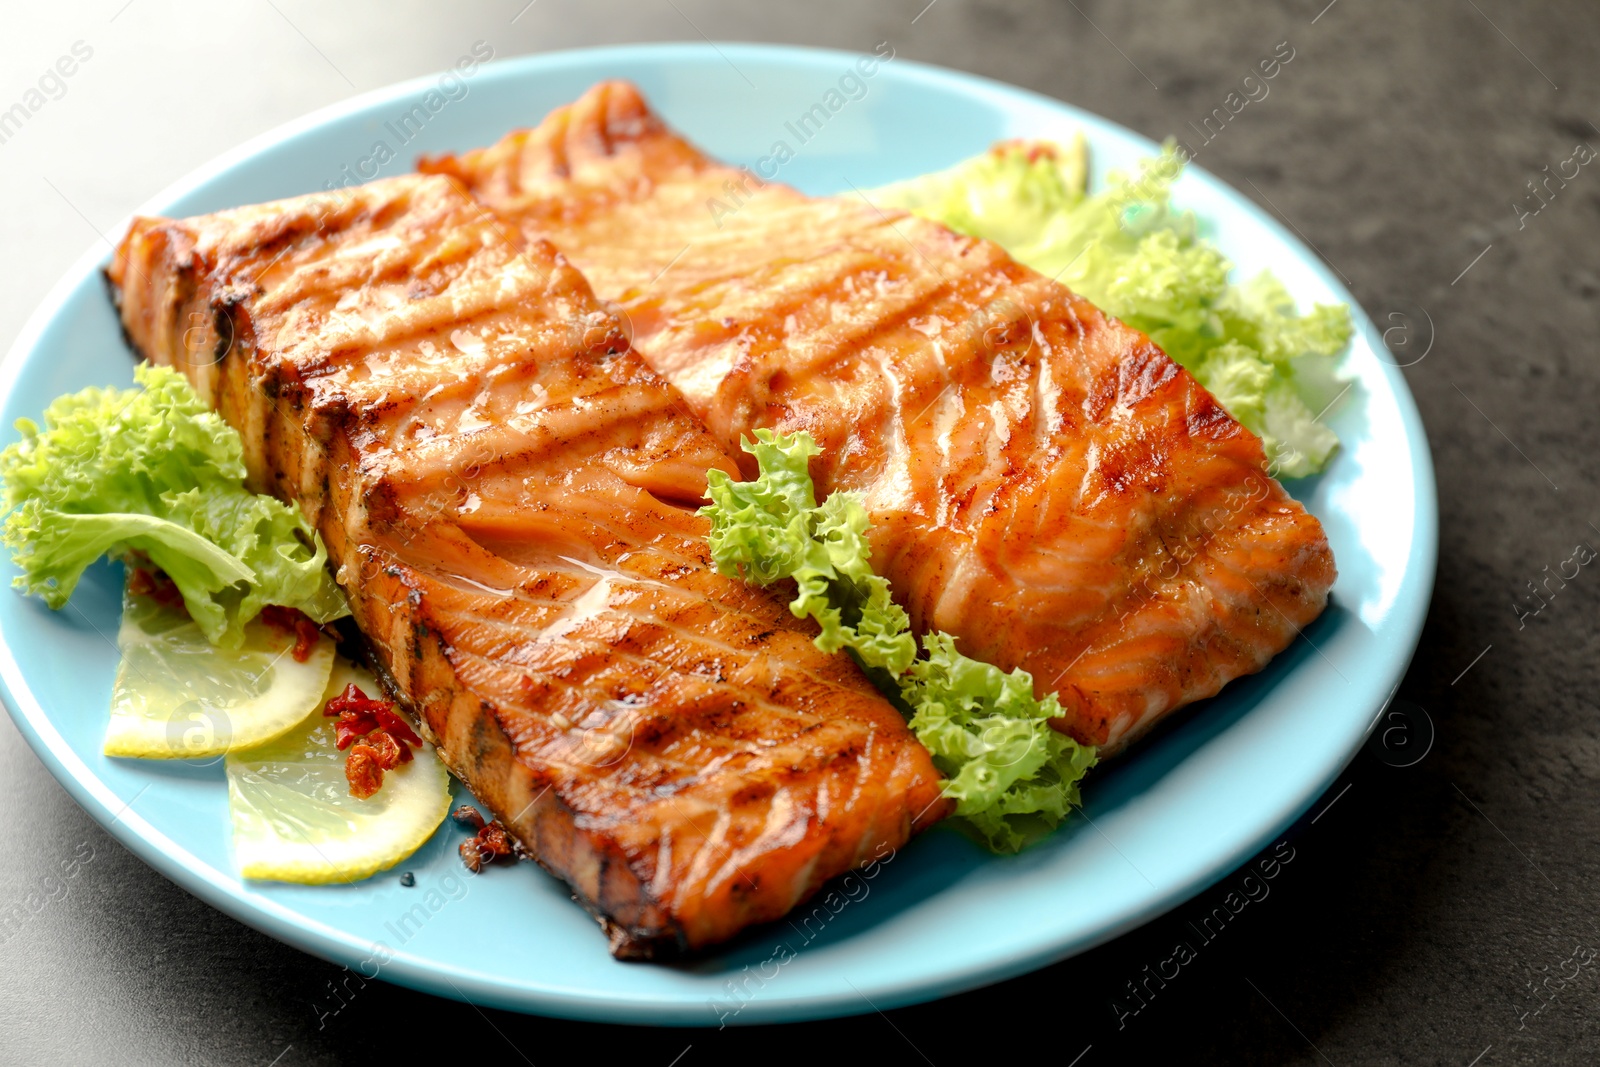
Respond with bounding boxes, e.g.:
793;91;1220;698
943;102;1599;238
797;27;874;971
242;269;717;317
423;81;1338;755
107;174;948;957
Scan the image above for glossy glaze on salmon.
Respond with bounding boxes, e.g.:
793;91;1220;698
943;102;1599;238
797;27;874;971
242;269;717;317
108;174;948;957
424;81;1338;754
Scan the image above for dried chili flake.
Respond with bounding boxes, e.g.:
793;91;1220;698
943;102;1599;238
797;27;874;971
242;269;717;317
369;705;422;749
345;743;384;799
365;728;403;771
322;683;423;797
323;685;421;744
325;683;388;717
991;137;1059;164
259;604;322;662
478;822;513;858
454;806;517;874
334;712;379;751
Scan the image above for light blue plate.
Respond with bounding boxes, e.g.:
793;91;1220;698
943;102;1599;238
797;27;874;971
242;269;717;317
0;43;1436;1026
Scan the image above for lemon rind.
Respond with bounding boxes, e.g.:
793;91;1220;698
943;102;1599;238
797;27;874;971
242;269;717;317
228;747;451;884
102;633;335;759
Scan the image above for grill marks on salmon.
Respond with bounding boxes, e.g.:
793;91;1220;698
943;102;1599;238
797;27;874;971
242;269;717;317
108;174;947;957
423;81;1338;754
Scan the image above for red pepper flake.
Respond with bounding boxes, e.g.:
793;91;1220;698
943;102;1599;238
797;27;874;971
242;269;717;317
370;706;422;750
322;683;423;797
478;822;513;858
451;805;517;874
127;566;186;611
345;743;384;799
365;728;403;771
325;683;386;717
260;605;323;662
990;137;1058;164
333;712;376;751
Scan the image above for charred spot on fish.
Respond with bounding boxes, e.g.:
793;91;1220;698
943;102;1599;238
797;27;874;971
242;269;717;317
235;212;328;264
164;229;199;275
309;392;354;427
467;709;503;766
690;705;737;733
729;780;777;807
633;718;674;748
366;196;413;233
1116;344;1181;408
102;268;149;358
361;479;406;526
1082;367;1120;422
1096;451;1133;494
945;482;980;521
213;282;254;314
266;363;314;411
1185;390;1242;440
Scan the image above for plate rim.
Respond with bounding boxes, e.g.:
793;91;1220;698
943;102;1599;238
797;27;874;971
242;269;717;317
0;40;1438;1026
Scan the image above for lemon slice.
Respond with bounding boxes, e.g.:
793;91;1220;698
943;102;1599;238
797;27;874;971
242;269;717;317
104;585;335;759
225;659;451;884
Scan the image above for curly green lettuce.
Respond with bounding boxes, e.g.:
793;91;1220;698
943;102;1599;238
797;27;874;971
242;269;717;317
702;430;1096;852
868;136;1088;255
0;363;348;647
705;430;914;675
905;634;1098;852
870;143;1353;477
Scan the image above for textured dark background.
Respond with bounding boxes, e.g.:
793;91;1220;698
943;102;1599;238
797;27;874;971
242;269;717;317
2;1;1597;1063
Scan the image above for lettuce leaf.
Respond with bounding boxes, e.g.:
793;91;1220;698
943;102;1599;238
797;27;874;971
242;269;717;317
905;634;1097;852
705;430;914;674
790;491;918;675
0;363;348;647
870;143;1353;477
870;137;1089;255
702;429;1095;851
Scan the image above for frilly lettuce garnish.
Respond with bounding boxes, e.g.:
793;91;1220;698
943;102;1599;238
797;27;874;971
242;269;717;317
905;633;1098;852
706;430;914;675
870;142;1353;478
868;136;1089;255
0;363;348;647
703;430;1096;852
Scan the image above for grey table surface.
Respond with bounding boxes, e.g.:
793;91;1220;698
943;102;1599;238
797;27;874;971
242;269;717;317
1;0;1596;1063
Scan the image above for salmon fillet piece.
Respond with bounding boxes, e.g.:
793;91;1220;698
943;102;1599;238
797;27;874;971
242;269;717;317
421;81;1339;755
107;174;948;957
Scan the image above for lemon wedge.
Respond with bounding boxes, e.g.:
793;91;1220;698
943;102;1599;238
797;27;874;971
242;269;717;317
104;584;335;759
225;659;451;884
